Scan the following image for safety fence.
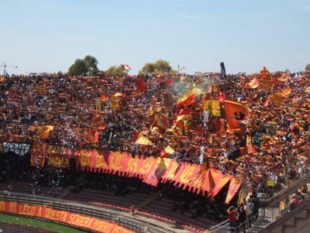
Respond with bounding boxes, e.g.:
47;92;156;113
0;191;173;233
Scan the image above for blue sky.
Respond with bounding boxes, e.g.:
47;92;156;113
0;0;309;75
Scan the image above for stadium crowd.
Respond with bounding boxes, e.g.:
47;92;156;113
0;69;309;200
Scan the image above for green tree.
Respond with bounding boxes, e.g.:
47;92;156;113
306;64;310;71
105;66;127;77
84;55;99;75
140;63;156;74
68;55;99;76
68;59;87;76
154;59;172;73
140;59;172;74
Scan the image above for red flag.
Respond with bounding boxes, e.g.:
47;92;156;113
223;100;249;129
136;79;146;92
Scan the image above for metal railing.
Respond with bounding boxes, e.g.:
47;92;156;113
209;174;310;233
0;191;172;233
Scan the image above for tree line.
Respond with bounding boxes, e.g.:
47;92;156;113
68;55;310;76
68;55;174;76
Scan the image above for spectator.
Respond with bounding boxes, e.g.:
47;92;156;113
227;206;238;232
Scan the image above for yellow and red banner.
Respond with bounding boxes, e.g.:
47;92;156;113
31;144;241;200
31;142;47;167
0;201;133;233
225;178;242;204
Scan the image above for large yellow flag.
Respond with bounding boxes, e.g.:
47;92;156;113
202;100;221;116
135;135;154;146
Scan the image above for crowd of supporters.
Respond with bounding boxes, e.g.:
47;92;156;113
0;69;309;200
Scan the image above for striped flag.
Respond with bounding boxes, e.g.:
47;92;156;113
176;92;195;109
120;64;131;71
244;77;259;89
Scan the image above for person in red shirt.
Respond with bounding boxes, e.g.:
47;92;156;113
227;205;238;232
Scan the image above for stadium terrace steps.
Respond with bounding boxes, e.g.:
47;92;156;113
0;181;217;232
142;198;216;230
0;181;67;198
65;187;217;231
64;188;147;208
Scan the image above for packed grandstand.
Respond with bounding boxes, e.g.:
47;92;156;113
0;68;309;232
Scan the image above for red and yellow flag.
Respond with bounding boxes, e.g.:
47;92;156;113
176;109;192;122
176;92;195;109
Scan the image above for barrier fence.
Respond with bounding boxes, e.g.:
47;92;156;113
209;172;310;233
0;191;171;233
